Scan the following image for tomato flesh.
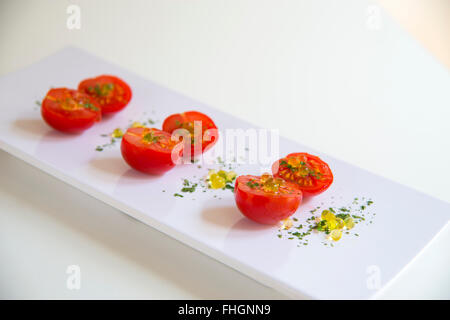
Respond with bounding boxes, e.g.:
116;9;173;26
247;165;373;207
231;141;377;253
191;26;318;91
121;127;180;175
162;111;218;158
234;174;302;225
41;88;101;133
272;153;333;196
78;75;132;114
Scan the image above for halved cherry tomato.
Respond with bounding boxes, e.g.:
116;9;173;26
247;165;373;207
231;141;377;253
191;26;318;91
272;153;333;196
234;174;302;225
121;127;180;175
162;111;218;158
41;88;101;133
78;75;132;114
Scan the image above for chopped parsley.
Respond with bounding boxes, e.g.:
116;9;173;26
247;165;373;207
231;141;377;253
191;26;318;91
335;213;350;220
277;197;375;246
142;131;160;143
89;83;114;97
224;183;234;191
246;181;259;189
181;180;198;193
280;159;322;179
83;102;99;111
95;138;118;152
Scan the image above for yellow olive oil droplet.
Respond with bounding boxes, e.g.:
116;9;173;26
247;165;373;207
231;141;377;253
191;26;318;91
335;218;345;230
209;173;226;189
207;169;217;178
330;229;342;241
274;177;285;186
131;122;145;128
326;218;338;230
259;173;286;193
226;171;237;182
280;218;293;230
260;173;272;184
321;210;335;221
217;170;228;179
111;128;124;138
287;157;299;167
344;217;355;230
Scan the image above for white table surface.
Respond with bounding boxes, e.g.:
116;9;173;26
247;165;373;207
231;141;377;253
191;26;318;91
0;0;449;299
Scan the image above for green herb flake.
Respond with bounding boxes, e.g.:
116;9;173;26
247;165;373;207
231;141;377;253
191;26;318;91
181;183;198;193
246;181;259;189
142;131;160;143
83;102;99;111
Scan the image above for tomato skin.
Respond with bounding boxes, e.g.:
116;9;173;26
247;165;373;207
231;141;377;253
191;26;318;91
234;175;302;225
162;111;218;158
272;153;333;197
121;127;179;175
78;75;132;114
41;88;101;133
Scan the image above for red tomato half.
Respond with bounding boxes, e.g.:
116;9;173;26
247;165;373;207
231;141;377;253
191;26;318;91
234;174;302;225
41;88;101;133
272;153;333;196
162;111;218;158
78;75;132;114
121;127;180;175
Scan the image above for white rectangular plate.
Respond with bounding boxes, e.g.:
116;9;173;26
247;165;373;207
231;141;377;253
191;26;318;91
0;47;448;299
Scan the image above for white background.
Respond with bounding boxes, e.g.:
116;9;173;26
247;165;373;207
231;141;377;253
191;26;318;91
0;0;449;299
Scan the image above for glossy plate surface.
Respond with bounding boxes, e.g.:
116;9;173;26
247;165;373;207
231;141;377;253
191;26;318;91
0;48;448;299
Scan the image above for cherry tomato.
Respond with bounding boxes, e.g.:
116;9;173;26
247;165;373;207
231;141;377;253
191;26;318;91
162;111;218;158
78;75;132;114
121;127;180;175
41;88;101;133
272;152;333;196
234;174;302;225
